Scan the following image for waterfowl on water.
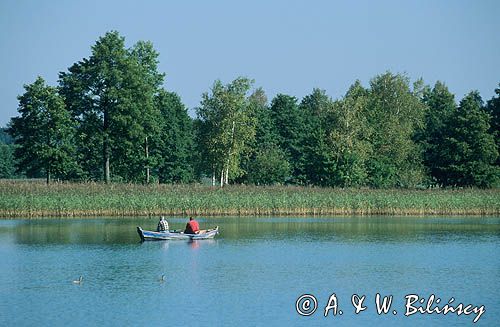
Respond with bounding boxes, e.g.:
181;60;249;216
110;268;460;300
159;275;166;282
73;276;83;284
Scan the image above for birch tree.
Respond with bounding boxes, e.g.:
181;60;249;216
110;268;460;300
327;81;372;187
365;73;426;187
196;77;255;186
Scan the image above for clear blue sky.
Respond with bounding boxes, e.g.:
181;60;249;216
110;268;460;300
1;0;499;126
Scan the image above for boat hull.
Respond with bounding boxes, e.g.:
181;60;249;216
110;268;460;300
137;226;219;241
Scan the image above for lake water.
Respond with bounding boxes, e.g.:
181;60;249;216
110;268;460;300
0;216;499;326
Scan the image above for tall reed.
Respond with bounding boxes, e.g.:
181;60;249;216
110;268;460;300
0;180;498;218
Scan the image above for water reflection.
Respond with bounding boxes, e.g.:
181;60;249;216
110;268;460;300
189;240;200;250
139;238;218;251
1;216;499;245
0;217;499;326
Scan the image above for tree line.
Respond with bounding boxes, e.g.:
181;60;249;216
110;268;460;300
1;31;499;187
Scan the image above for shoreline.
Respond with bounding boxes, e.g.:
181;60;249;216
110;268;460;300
0;181;499;218
1;210;499;219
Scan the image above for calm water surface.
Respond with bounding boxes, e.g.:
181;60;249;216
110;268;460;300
0;216;499;326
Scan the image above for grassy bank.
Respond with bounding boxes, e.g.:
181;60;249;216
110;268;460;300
0;181;499;218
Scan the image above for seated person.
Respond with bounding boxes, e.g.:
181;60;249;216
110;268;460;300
157;216;169;232
184;216;200;234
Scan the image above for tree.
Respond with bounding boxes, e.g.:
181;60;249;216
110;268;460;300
240;88;290;185
422;81;456;184
300;88;336;186
0;128;17;179
115;35;164;183
129;40;165;90
248;88;278;148
246;146;291;185
196;77;255;186
435;91;499;187
155;90;195;183
0;128;14;144
8;77;79;183
0;144;16;178
486;83;500;166
59;31;164;183
269;94;305;183
59;31;127;182
326;81;372;187
365;72;426;187
129;41;165;183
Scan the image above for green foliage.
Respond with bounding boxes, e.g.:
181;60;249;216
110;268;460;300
196;77;255;185
237;88;291;185
0;144;16;178
246;145;291;185
365;72;426;187
156;90;195;183
0;128;17;179
422;81;456;184
269;94;305;183
486;83;500;166
59;31;164;183
300;89;336;186
249;88;278;148
8;31;500;189
0;128;14;145
59;31;124;181
129;40;165;90
8;77;79;182
435;91;499;187
327;81;372;187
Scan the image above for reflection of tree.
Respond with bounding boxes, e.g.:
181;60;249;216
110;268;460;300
14;220;143;244
213;217;497;243
10;218;498;246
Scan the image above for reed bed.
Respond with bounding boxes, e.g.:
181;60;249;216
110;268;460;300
0;180;499;218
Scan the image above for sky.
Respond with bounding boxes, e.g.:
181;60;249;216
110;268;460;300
1;0;499;126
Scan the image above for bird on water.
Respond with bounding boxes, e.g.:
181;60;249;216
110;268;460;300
73;276;83;284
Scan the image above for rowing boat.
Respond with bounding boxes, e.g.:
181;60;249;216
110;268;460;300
136;226;219;241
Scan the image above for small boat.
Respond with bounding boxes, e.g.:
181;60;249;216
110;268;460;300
137;226;219;241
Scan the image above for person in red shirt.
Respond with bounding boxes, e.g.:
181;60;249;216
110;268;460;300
184;216;200;234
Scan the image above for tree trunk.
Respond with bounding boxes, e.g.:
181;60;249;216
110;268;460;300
212;167;216;186
46;168;51;185
103;108;110;183
104;155;110;183
224;120;235;186
145;136;150;184
220;168;224;187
